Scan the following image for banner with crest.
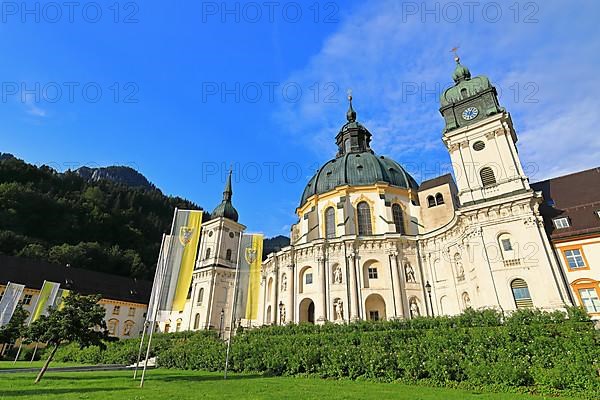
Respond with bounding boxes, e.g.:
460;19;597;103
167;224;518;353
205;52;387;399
0;282;25;327
234;233;263;320
158;209;203;314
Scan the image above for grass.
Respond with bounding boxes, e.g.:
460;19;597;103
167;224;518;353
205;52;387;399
0;369;584;400
0;361;90;370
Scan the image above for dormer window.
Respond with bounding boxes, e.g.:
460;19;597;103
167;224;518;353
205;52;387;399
553;217;570;229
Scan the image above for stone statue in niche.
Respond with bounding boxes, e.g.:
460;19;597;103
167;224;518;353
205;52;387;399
454;253;464;278
409;299;420;317
405;263;416;283
333;265;343;284
281;274;287;292
462;292;471;309
334;300;344;321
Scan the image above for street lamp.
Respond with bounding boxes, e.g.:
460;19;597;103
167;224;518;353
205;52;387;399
425;281;434;317
219;309;225;339
278;301;284;325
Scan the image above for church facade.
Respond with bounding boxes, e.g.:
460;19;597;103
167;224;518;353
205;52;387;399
161;57;590;335
257;57;572;325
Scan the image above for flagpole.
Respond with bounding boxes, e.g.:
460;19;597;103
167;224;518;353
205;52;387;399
134;235;166;379
224;232;244;379
29;343;39;363
139;301;159;388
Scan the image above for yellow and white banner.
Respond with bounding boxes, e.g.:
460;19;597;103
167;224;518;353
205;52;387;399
0;282;26;327
29;280;60;323
157;209;202;316
234;233;263;320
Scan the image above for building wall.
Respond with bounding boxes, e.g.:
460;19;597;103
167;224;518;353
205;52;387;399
0;285;147;339
553;234;600;319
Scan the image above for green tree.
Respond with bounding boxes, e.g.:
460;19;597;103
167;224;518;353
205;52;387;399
0;305;28;344
16;243;48;260
27;293;108;383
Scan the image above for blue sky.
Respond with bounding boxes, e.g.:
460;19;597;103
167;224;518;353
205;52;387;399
1;0;599;237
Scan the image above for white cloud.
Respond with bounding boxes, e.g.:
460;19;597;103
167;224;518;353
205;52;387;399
273;0;600;182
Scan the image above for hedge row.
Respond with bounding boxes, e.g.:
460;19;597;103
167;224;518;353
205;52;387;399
52;308;600;397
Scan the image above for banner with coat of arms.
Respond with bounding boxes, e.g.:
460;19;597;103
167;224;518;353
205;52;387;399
158;209;203;314
234;233;263;320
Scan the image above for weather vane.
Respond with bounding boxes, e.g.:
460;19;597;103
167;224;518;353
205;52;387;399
450;46;460;61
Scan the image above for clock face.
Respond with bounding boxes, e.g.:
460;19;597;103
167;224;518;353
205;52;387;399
462;106;479;121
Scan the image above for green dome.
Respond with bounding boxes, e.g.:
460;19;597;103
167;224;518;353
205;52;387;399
300;152;418;207
452;59;471;83
211;201;239;222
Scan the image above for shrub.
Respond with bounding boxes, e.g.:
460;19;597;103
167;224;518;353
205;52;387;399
52;308;600;397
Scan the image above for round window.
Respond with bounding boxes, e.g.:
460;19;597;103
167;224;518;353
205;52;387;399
473;141;485;151
208;231;213;237
229;232;234;238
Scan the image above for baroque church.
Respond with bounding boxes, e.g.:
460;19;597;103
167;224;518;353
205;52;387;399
163;57;574;334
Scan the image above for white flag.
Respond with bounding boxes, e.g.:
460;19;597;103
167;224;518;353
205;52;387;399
147;234;172;323
0;282;26;327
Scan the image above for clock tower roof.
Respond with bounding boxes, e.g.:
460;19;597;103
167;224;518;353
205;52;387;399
439;56;504;132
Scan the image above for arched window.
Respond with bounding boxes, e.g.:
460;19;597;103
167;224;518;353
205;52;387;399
176;318;182;332
205;248;211;260
357;202;373;235
107;319;119;336
197;288;204;305
480;167;497;187
392;204;405;234
226;249;232;261
267;278;273;301
427;195;436;208
123;320;135;337
460;88;468;97
511;279;533;309
435;193;444;205
498;233;515;261
193;313;201;329
325;207;336;239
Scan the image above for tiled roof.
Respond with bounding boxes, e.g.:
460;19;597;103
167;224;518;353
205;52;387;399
0;255;152;304
531;167;600;241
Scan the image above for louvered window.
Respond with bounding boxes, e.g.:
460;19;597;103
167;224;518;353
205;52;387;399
435;193;444;205
427;196;436;208
511;279;533;308
480;167;496;187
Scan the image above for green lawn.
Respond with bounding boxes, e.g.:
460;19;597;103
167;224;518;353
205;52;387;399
0;361;89;370
0;369;583;400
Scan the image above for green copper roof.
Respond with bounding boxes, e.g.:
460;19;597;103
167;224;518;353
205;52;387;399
299;96;418;208
440;57;494;107
300;152;418;207
211;170;239;222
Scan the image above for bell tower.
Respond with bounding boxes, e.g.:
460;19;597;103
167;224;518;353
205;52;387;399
440;56;530;206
